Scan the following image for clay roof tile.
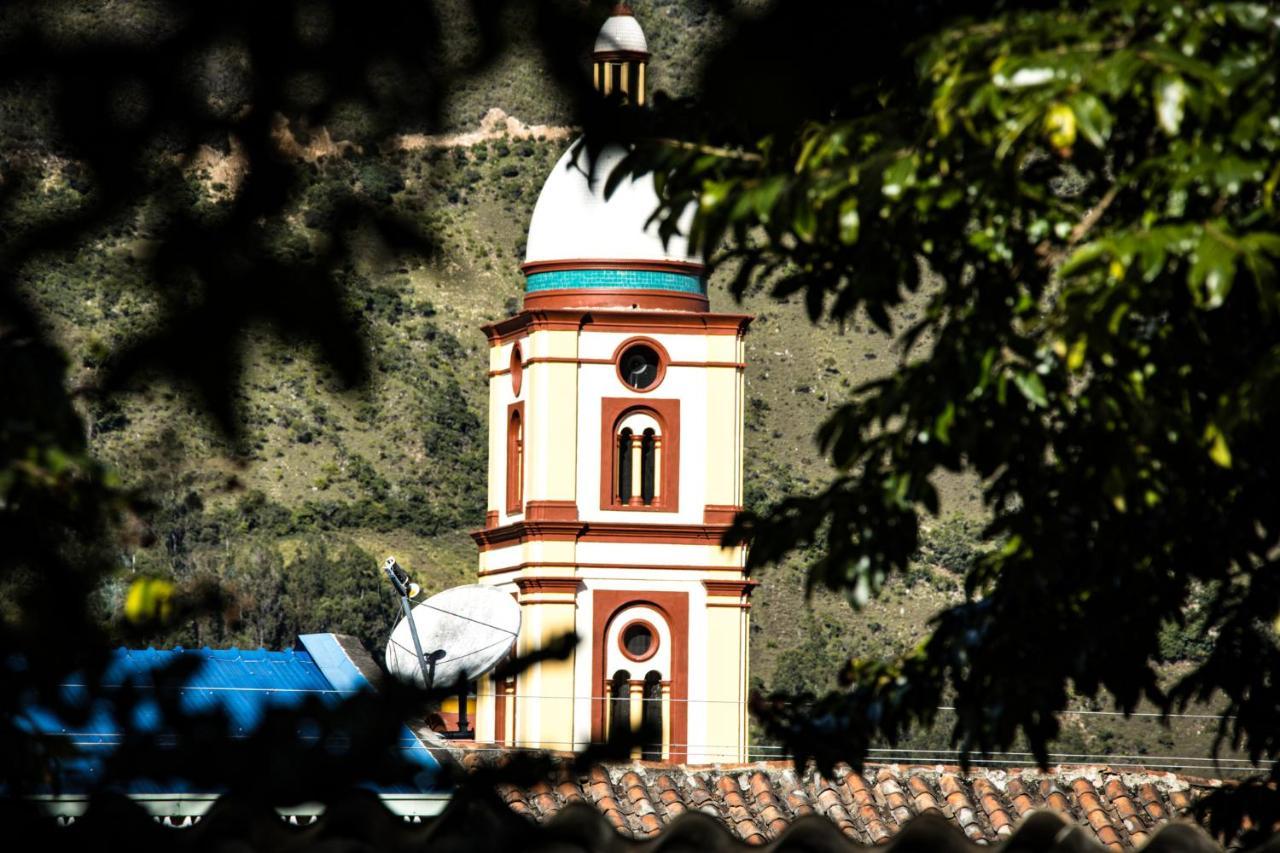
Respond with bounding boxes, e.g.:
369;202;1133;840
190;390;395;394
1168;789;1193;812
638;812;662;836
907;774;942;814
1138;782;1168;821
529;780;559;819
482;760;1214;848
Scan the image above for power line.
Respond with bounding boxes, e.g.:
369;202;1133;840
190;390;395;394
936;706;1237;721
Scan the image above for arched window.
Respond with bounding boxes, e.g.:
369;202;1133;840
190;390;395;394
609;412;663;508
600;398;680;512
641;671;663;760
506;404;524;514
608;669;631;744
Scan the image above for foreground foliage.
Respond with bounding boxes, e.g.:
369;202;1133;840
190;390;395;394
628;0;1280;842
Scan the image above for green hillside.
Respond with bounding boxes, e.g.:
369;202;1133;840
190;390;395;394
6;0;1243;769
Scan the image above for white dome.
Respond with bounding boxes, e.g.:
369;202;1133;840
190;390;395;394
594;14;648;55
524;141;699;267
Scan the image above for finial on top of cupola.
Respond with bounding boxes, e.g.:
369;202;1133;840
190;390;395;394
593;3;649;104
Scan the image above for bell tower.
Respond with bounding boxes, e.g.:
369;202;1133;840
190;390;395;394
472;6;754;764
592;4;648;105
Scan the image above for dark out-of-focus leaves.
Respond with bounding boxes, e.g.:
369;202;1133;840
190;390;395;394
606;0;1280;844
0;0;610;435
0;0;607;807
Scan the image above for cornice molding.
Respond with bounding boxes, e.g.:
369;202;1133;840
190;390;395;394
482;308;753;344
523;289;710;313
471;519;741;551
514;577;581;595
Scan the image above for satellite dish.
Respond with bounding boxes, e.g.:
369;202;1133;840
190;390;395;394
385;584;521;689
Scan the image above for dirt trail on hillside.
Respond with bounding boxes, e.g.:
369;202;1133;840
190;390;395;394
394;108;573;150
180;109;570;194
269;108;572;163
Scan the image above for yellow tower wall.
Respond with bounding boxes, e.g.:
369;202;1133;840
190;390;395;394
475;309;753;762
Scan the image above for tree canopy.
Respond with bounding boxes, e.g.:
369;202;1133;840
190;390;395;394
624;0;1280;840
3;0;1280;845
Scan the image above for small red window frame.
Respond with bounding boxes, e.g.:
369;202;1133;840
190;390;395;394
613;336;669;393
510;345;523;396
618;619;660;663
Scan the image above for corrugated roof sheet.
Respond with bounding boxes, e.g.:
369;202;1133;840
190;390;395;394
20;634;438;792
28;646;340;744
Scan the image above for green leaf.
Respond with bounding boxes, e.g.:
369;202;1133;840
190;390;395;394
1188;229;1238;309
793;201;817;243
1154;74;1188;136
699;179;732;213
1059;240;1112;277
934;402;955;444
1204;422;1232;468
838;197;861;244
1013;371;1047;407
752;176;787;220
881;156;916;200
1068;92;1113;148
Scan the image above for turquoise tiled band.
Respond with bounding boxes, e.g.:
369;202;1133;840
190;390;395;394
525;269;706;295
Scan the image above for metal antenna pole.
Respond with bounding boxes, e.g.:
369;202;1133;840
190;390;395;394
384;557;434;691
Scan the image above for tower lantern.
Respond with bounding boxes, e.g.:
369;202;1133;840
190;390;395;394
471;5;754;764
593;4;649;105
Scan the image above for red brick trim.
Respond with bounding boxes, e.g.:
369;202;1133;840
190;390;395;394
515;577;581;595
471;520;734;551
477;560;745;578
489;356;743;377
506;402;525;515
523;289;709;313
493;675;507;746
485;510;500;529
482;310;752;345
600;397;680;513
591;590;688;762
703;505;742;524
525;500;579;521
703;579;759;609
515;577;581;605
669;360;745;369
591;49;650;62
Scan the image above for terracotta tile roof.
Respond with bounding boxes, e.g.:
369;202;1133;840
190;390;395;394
475;760;1219;849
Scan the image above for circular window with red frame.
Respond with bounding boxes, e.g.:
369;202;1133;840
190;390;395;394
619;620;659;662
615;339;667;392
510;345;523;396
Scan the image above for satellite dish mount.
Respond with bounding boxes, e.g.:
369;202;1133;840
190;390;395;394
382;568;522;739
383;557;445;690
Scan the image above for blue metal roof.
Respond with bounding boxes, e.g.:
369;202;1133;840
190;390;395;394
20;633;439;793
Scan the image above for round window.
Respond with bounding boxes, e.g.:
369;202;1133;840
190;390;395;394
618;343;662;390
620;621;657;661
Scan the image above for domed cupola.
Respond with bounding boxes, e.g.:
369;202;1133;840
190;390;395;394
593;4;648;106
521;4;707;312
